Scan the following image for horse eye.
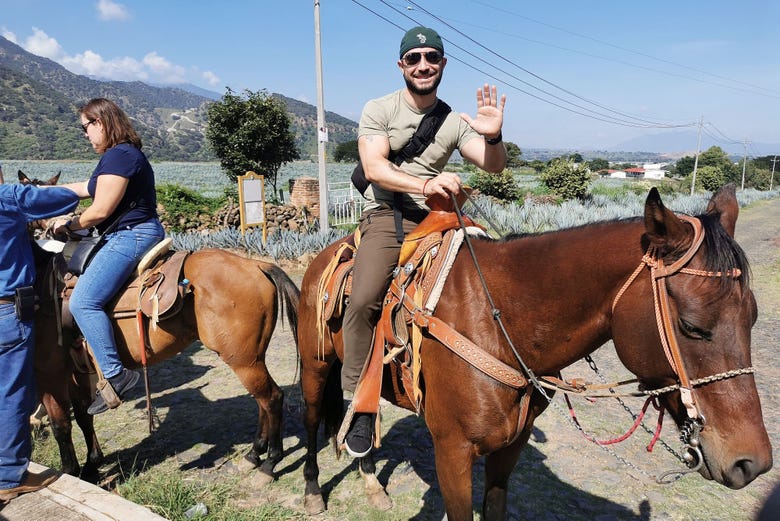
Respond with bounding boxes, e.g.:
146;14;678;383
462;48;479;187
679;318;713;341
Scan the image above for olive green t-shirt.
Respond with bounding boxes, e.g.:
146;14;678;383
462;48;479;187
358;89;480;211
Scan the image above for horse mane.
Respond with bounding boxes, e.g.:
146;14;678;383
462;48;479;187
491;216;642;244
695;211;750;290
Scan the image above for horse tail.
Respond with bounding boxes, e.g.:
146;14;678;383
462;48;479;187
259;263;300;347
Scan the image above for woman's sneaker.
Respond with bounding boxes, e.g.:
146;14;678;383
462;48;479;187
87;368;141;415
344;412;374;458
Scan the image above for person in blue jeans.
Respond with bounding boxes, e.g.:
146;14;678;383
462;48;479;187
1;183;80;502
54;98;165;415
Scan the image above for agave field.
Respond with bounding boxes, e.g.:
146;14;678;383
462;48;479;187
4;159;778;261
2;159;357;198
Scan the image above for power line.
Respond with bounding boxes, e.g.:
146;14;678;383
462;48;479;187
353;0;695;129
472;0;780;100
401;0;692;128
704;122;742;144
432;15;780;101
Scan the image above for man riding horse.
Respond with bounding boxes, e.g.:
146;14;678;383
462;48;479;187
342;25;507;457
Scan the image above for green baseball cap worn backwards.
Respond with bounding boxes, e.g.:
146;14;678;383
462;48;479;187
399;26;444;58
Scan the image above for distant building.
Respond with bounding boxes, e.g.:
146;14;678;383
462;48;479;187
641;163;669;179
597;163;669;180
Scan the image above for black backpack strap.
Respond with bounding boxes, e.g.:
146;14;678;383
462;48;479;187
391;100;452;242
351;99;452;200
393;100;451;165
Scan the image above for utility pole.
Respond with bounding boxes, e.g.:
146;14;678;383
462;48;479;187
314;0;329;232
771;155;778;191
740;140;749;191
690;115;703;195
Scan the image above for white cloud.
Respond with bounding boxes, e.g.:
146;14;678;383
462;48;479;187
142;52;186;83
24;27;64;60
1;27;18;43
202;70;221;87
12;28;215;88
61;50;148;81
96;0;131;21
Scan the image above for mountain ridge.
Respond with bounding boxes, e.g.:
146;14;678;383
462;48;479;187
0;35;357;161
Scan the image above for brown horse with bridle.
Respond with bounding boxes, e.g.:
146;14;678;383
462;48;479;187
296;184;772;520
24;168;300;482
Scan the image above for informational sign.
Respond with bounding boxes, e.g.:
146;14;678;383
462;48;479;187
237;171;266;239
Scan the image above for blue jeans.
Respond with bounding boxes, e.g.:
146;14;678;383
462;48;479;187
70;220;165;379
0;303;35;489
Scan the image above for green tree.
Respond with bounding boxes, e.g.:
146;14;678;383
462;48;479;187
587;158;609;172
694;165;726;192
673;148;736;181
568;152;584;163
333;140;359;162
205;88;299;197
540;158;591;200
504;141;523;168
736;158;772;190
699;146;739;184
671;155;696;178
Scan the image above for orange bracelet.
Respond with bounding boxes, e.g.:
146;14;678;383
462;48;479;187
422;179;431;196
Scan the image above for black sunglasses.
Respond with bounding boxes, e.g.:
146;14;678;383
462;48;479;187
80;119;96;133
402;51;443;66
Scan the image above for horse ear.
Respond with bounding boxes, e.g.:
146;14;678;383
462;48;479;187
644;187;689;250
705;183;738;238
18;170;31;184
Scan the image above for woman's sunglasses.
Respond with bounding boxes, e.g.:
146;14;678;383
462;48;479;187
402;51;443;67
80;119;96;133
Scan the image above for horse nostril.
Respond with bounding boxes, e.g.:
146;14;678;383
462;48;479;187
727;458;756;489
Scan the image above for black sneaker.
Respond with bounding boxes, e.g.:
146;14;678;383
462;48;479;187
87;368;140;415
344;412;374;458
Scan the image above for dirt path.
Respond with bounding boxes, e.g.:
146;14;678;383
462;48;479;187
83;197;780;520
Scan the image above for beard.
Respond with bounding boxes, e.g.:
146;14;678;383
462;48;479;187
404;70;443;96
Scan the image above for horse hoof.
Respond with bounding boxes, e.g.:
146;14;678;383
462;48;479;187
304;494;326;515
367;489;393;511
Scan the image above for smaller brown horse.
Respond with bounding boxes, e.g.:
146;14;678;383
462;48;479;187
32;243;299;481
297;185;772;520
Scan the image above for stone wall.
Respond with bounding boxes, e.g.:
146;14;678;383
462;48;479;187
152;177;324;235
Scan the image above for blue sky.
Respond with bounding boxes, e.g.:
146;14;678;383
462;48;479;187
2;0;778;152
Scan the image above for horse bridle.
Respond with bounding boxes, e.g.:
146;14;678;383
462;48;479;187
611;214;753;452
455;195;754;473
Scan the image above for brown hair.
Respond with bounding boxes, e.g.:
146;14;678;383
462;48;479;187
79;98;142;153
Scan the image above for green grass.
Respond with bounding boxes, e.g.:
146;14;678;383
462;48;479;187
116;464;302;521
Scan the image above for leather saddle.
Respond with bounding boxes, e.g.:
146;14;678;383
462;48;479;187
58;238;192;369
318;197;530;410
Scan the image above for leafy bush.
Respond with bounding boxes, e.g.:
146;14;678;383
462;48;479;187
540;158;591;200
691;165;726;192
156;184;225;232
467;168;520;201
